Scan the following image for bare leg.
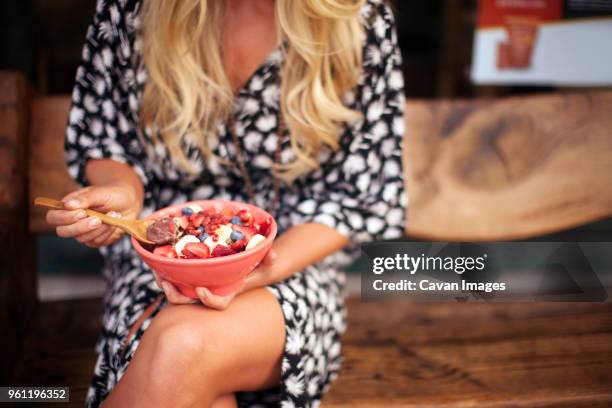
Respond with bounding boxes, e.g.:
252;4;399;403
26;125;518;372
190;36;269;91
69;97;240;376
212;394;237;408
103;288;285;407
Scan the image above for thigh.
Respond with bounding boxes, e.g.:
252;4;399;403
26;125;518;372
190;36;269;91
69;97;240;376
124;287;285;398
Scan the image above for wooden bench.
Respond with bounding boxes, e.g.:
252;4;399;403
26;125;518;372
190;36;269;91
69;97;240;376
2;71;612;406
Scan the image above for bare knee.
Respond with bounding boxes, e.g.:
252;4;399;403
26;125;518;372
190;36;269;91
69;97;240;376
109;293;283;407
142;306;225;399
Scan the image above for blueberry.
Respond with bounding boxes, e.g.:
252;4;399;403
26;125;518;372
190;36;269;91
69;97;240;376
199;233;210;242
229;216;242;225
196;226;205;233
181;207;194;216
230;230;244;242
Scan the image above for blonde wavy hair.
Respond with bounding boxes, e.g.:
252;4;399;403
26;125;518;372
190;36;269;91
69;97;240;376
140;0;365;182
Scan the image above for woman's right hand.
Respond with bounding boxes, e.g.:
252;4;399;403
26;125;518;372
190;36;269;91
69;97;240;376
46;182;143;248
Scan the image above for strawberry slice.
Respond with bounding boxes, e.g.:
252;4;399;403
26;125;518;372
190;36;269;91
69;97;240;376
153;245;178;258
220;208;235;217
257;217;273;236
205;224;220;234
190;213;205;227
229;238;247;251
238;209;253;224
185;228;200;236
182;242;210;259
174;216;189;230
211;245;236;258
167;219;175;234
219;208;235;223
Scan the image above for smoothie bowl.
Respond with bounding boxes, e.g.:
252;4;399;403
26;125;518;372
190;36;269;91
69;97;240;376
132;200;277;298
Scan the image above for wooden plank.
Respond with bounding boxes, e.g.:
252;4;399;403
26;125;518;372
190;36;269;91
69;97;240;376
403;92;612;241
27;92;612;239
28;96;77;233
8;297;612;407
0;71;37;382
0;72;29;212
8;298;102;407
325;300;612;407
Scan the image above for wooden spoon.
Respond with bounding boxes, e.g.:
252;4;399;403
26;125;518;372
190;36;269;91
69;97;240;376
34;196;155;245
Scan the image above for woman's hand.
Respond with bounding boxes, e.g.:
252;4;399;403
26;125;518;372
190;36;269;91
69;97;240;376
156;249;278;310
46;182;142;248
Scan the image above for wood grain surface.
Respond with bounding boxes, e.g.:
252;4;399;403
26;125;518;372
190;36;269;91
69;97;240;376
5;66;612;407
26;92;612;239
8;298;612;407
7;298;102;407
29;96;76;233
404;92;612;241
0;72;29;210
325;300;612;407
0;72;37;382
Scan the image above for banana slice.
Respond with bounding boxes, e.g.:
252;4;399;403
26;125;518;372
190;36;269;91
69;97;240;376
188;204;204;213
215;224;233;244
203;236;227;252
174;235;200;257
245;234;266;251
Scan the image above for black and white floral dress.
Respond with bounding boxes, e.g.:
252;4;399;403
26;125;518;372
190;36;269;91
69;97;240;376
65;0;405;406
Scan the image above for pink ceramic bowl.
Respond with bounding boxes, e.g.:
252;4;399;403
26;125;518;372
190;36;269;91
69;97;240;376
132;200;277;298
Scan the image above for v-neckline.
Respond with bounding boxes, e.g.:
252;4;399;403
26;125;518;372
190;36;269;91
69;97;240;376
233;44;282;99
224;44;283;162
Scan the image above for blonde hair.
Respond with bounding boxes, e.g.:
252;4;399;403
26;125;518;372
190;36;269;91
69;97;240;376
140;0;365;182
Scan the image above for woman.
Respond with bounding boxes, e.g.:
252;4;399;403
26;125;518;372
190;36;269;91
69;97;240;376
48;0;405;406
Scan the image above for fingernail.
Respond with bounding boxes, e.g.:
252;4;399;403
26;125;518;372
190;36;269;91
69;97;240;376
107;211;122;219
161;282;172;294
196;287;206;298
66;199;81;208
75;210;87;220
88;217;101;227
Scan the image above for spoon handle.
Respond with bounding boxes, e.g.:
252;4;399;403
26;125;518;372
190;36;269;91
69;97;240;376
34;196;126;230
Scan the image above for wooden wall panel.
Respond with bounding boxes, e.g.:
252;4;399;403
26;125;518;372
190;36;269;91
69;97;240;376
0;72;37;382
29;96;76;233
403;92;612;241
25;91;612;240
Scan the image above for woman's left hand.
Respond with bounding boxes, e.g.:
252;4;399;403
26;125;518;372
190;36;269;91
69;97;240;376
155;249;277;310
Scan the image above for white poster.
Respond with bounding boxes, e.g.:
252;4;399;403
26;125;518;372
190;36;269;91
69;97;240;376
471;0;612;86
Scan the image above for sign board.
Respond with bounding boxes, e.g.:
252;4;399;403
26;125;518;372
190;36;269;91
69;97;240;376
471;0;612;86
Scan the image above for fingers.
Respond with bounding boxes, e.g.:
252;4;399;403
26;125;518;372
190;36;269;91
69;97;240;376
161;281;196;305
195;287;234;310
84;228;124;248
159;281;236;309
74;211;123;247
56;216;101;238
48;187;132;248
46;208;87;226
61;188;88;204
89;227;119;247
262;248;278;265
152;273;163;290
63;187;113;211
75;224;113;244
242;249;276;291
